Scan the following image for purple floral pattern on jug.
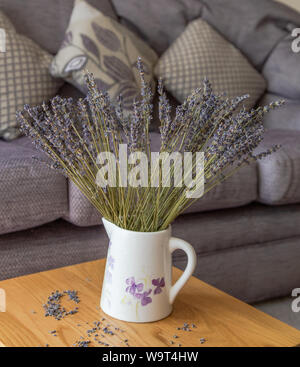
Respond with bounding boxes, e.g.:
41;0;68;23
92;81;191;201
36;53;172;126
105;270;112;284
135;289;152;306
125;276;165;307
107;255;114;270
125;277;144;295
104;254;115;285
152;278;165;295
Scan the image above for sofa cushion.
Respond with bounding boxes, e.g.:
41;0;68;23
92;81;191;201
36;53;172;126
0;0;117;55
173;203;300;255
259;93;300;131
111;0;203;55
256;130;300;205
262;33;300;99
0;11;63;141
155;18;266;109
0;219;106;280
186;164;257;214
63;182;101;227
201;0;300;70
0;137;68;234
175;235;300;303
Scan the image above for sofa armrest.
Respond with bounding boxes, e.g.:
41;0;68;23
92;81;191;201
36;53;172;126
256;130;300;205
259;93;300;131
262;32;300;99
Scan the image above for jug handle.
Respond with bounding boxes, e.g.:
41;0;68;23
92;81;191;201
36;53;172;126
169;237;197;305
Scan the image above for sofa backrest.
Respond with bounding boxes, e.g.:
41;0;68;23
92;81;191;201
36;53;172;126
112;0;300;68
112;0;300;98
1;0;299;99
112;0;204;55
0;0;117;54
201;0;300;70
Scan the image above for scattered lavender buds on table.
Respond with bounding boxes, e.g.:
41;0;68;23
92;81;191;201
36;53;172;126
43;290;79;320
36;290;133;347
40;290;203;347
169;322;206;347
73;340;91;347
64;290;80;304
177;322;193;332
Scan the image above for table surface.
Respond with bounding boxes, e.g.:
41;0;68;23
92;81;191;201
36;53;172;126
0;259;300;347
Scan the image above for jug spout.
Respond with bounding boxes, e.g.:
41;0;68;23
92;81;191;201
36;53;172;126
102;217;118;239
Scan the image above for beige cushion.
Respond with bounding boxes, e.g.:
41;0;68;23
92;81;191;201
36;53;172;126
155;19;266;110
0;11;63;140
50;0;158;111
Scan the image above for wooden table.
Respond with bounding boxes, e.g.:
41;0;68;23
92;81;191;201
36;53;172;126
0;259;300;347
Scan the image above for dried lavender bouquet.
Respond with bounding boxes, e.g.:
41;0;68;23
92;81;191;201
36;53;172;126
17;58;283;232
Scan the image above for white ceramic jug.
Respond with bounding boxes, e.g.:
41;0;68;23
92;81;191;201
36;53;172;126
100;218;197;323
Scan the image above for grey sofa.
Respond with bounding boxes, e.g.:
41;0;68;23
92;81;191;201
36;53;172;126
1;0;300;304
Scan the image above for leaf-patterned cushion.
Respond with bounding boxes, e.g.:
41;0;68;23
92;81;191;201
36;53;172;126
50;0;158;111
